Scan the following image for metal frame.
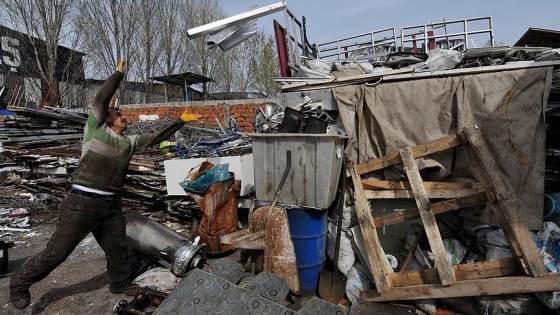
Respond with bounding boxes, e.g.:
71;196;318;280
311;16;494;63
280;7;317;69
316;27;398;61
400;16;494;53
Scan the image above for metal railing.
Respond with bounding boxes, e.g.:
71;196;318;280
312;16;494;62
283;7;317;67
400;16;494;53
316;27;398;61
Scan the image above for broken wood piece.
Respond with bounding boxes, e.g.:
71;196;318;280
461;126;547;277
399;146;456;286
350;164;394;292
220;228;250;244
219;228;266;250
399;228;425;272
365;188;482;199
392;258;521;286
373;192;488;227
361;273;560;302
355;133;462;175
280;66;415;92
362;180;481;190
235;235;266;250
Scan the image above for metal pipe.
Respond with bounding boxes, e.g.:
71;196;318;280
187;1;286;39
125;211;206;276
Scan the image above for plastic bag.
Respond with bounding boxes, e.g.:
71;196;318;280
326;220;355;275
443;237;467;265
533;221;560;309
179;163;232;194
345;263;373;303
133;267;178;293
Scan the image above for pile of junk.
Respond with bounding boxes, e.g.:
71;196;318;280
114;115;350;314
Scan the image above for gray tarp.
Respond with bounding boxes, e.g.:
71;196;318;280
333;67;553;230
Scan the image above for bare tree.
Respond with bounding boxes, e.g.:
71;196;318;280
66;0;279;104
214;31;279;98
155;0;187;76
0;0;82;107
75;0;139;103
250;33;279;97
135;0;161;103
213;47;237;98
183;0;226;98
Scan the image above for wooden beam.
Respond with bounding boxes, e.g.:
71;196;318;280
350;164;394;292
399;146;456;286
355;134;462;175
362;180;481;190
461;126;547;277
365;189;482;199
361;273;560;302
373;192;488;227
392;258;521;286
280;67;415;92
399;229;425;273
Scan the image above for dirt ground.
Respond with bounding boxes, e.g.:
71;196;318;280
1;212;133;315
0;212;320;315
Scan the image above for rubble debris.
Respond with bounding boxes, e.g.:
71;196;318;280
0;108;256;233
146;258;347;315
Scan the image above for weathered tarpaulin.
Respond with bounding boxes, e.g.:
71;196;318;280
333;67;553;230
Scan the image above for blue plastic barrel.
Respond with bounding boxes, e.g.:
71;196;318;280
287;207;327;296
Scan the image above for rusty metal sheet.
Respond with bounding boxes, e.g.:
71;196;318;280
187;179;238;254
263;206;300;296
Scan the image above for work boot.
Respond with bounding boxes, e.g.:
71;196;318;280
10;289;30;310
109;281;142;296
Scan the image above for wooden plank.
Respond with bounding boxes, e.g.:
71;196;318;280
392;258;521;286
399;146;456;286
456;130;523;256
279;66;415;92
462;126;547;277
362;180;481;190
356;134;462;175
399;229;425;272
361;273;560;302
365;189;482;199
382;60;560;83
350;164;393;292
373;192;488;227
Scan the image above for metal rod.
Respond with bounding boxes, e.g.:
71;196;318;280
269;150;291;210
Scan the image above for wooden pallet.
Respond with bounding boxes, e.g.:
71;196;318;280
350;125;557;302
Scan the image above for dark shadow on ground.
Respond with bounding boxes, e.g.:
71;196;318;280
31;272;110;314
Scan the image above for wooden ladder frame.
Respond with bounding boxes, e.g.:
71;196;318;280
350;125;560;302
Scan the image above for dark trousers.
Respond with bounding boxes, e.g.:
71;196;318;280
10;192;131;294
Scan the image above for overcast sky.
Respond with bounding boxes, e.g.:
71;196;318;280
220;0;559;47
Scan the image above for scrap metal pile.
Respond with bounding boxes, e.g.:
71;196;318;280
0;107;252;233
290;46;560;82
125;117;251;158
253;99;346;137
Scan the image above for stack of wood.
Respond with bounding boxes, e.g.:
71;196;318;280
350;126;560;307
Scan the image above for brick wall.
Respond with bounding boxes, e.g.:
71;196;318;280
119;99;273;133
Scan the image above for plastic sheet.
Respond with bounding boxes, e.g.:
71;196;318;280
179;163;232;194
